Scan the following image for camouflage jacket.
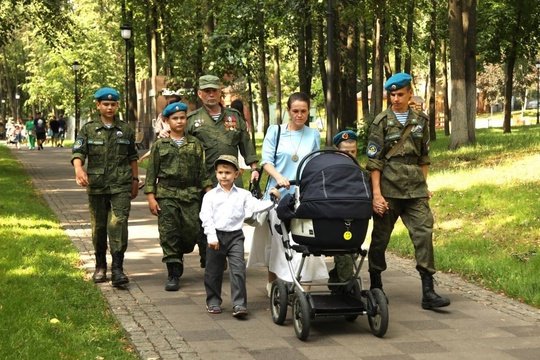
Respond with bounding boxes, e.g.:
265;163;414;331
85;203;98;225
366;107;430;199
71;118;138;194
187;106;257;184
144;135;212;201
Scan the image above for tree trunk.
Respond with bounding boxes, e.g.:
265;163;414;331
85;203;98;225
448;0;469;150
404;0;414;74
371;0;386;117
359;16;370;121
428;0;437;141
298;1;313;97
503;49;517;133
442;39;450;136
464;0;477;142
273;26;282;125
393;20;402;73
326;0;338;145
256;11;270;134
339;22;358;131
127;8;137;127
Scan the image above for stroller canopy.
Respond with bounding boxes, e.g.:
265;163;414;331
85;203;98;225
293;150;372;220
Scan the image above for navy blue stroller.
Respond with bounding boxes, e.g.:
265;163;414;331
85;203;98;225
270;149;389;340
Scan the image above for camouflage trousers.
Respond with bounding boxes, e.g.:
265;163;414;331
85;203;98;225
88;192;131;255
368;197;435;274
157;198;200;263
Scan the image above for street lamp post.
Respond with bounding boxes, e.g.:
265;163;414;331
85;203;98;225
536;60;540;125
15;93;20;121
120;24;132;123
72;61;81;139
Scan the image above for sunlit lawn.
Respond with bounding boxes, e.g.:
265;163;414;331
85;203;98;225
0;145;138;360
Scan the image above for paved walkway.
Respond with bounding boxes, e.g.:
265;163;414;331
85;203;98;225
11;146;540;360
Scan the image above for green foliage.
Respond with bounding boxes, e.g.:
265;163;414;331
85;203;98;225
0;145;138;359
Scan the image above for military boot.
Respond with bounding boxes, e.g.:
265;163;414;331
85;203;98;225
165;262;181;291
92;253;107;283
111;252;129;287
420;272;451;310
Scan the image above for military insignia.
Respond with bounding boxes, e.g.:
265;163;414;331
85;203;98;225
107;94;113;100
226;115;237;131
341;132;349;140
73;139;84;150
391;84;397;90
97;131;102;135
412;125;423;135
116;131;123;137
343;231;352;241
366;141;380;158
194;119;203;128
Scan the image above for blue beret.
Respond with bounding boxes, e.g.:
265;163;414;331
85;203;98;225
333;130;357;146
162;102;188;117
94;87;120;101
384;73;412;91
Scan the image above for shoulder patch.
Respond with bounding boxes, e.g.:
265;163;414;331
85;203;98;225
73;138;84;150
366;141;381;158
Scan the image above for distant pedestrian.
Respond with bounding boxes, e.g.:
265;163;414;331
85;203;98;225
57;115;67;147
49;116;60;147
71;87;139;287
25;118;36;150
144;102;212;291
34;112;47;150
200;155;275;318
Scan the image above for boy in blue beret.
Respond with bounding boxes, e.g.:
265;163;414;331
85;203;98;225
144;102;213;291
71;87;139;287
366;73;451;310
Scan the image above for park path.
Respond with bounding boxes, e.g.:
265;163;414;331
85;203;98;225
11;146;540;360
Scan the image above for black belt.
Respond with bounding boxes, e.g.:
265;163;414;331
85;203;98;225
158;178;193;188
388;156;418;164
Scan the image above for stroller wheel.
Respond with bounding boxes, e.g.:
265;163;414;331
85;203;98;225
270;280;289;325
367;288;389;338
292;292;311;341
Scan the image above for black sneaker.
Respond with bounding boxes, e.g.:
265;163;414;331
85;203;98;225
232;305;248;318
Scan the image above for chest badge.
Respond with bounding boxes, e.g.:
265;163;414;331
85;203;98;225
194;119;203;128
116;131;124;137
226;115;237;131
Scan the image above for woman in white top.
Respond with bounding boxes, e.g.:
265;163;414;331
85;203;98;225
248;92;328;293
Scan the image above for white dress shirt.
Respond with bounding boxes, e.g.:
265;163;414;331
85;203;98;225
200;184;274;245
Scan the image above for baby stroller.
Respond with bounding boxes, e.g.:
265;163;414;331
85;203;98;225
270;149;388;340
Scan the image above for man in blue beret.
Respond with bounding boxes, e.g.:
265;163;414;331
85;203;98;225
71;87;139;287
144;102;212;291
365;73;451;310
187;74;260;268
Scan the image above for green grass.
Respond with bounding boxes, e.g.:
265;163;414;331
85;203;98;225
0;146;138;360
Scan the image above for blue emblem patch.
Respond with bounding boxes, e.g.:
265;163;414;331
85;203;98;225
73;139;84;150
366;142;381;158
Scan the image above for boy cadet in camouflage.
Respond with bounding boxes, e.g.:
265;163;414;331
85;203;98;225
144;102;212;291
366;73;450;310
72;87;139;287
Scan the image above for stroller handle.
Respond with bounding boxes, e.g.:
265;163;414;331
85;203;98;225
275;180;297;190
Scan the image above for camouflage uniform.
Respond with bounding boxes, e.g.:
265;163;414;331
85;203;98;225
187;106;258;267
71;118;138;259
366;107;435;274
144;136;212;263
187;106;257;187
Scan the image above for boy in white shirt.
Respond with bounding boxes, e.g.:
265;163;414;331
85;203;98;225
200;155;277;318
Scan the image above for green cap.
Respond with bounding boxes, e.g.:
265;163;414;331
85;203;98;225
199;75;221;90
214;154;239;170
